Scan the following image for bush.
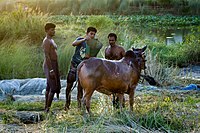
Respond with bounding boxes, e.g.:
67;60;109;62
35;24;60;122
0;5;48;43
182;26;200;65
147;26;200;67
0;39;43;79
85;15;115;30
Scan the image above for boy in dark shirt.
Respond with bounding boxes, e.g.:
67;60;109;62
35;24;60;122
65;27;102;110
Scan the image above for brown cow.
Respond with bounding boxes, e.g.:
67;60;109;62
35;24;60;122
77;46;147;114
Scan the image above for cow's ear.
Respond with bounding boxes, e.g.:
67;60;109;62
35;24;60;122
142;45;147;52
132;47;135;51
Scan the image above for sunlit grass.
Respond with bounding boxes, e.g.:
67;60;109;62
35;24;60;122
0;13;199;81
0;2;199;132
0;38;44;79
1;0;199;15
0;4;48;42
1;90;199;132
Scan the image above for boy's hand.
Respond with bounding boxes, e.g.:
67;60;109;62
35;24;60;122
49;70;56;79
85;36;91;41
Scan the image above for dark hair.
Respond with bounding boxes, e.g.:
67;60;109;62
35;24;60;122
87;27;97;33
45;23;56;31
108;33;117;40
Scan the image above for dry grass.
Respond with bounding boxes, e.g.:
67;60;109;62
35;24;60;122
0;89;200;132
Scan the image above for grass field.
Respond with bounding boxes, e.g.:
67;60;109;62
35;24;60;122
0;3;200;132
0;8;199;79
0;88;200;132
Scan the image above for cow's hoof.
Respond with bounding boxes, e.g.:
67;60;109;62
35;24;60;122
44;108;49;113
64;106;70;111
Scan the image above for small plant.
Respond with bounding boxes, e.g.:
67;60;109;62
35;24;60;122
0;87;15;103
85;15;115;30
145;48;180;86
1;112;18;124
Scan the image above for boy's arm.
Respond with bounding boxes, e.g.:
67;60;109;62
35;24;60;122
72;36;91;46
72;38;86;46
43;40;53;71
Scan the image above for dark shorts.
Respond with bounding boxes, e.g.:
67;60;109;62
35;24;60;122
67;61;79;83
43;60;61;93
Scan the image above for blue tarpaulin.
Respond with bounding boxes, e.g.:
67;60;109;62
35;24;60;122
181;84;200;91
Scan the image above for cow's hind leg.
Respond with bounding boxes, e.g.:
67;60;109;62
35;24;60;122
77;80;83;109
82;89;94;115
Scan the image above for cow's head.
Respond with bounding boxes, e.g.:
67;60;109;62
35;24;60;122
123;50;137;68
132;45;147;70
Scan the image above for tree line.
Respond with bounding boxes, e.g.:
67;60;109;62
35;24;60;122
1;0;199;15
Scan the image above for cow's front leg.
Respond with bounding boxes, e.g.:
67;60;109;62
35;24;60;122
129;87;135;112
117;93;124;112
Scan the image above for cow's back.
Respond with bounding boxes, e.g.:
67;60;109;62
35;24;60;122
78;57;139;95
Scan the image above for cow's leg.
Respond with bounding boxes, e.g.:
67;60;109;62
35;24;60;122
122;95;125;108
82;89;94;115
112;94;119;109
114;94;125;109
129;88;135;112
77;80;83;109
117;93;124;112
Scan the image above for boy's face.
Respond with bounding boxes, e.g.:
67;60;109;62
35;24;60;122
108;36;116;46
87;31;96;39
47;28;55;37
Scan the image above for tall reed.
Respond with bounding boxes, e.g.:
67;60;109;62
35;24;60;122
0;38;43;79
0;4;48;43
0;4;49;79
2;0;199;15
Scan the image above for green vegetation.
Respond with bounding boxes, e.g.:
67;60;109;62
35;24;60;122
0;5;47;42
0;39;44;79
0;101;44;111
0;1;199;132
148;26;200;67
1;0;200;15
0;91;199;132
49;15;200;27
0;6;47;79
0;6;199;80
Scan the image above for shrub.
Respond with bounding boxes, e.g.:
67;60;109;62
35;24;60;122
0;39;43;79
85;15;115;30
0;4;48;43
